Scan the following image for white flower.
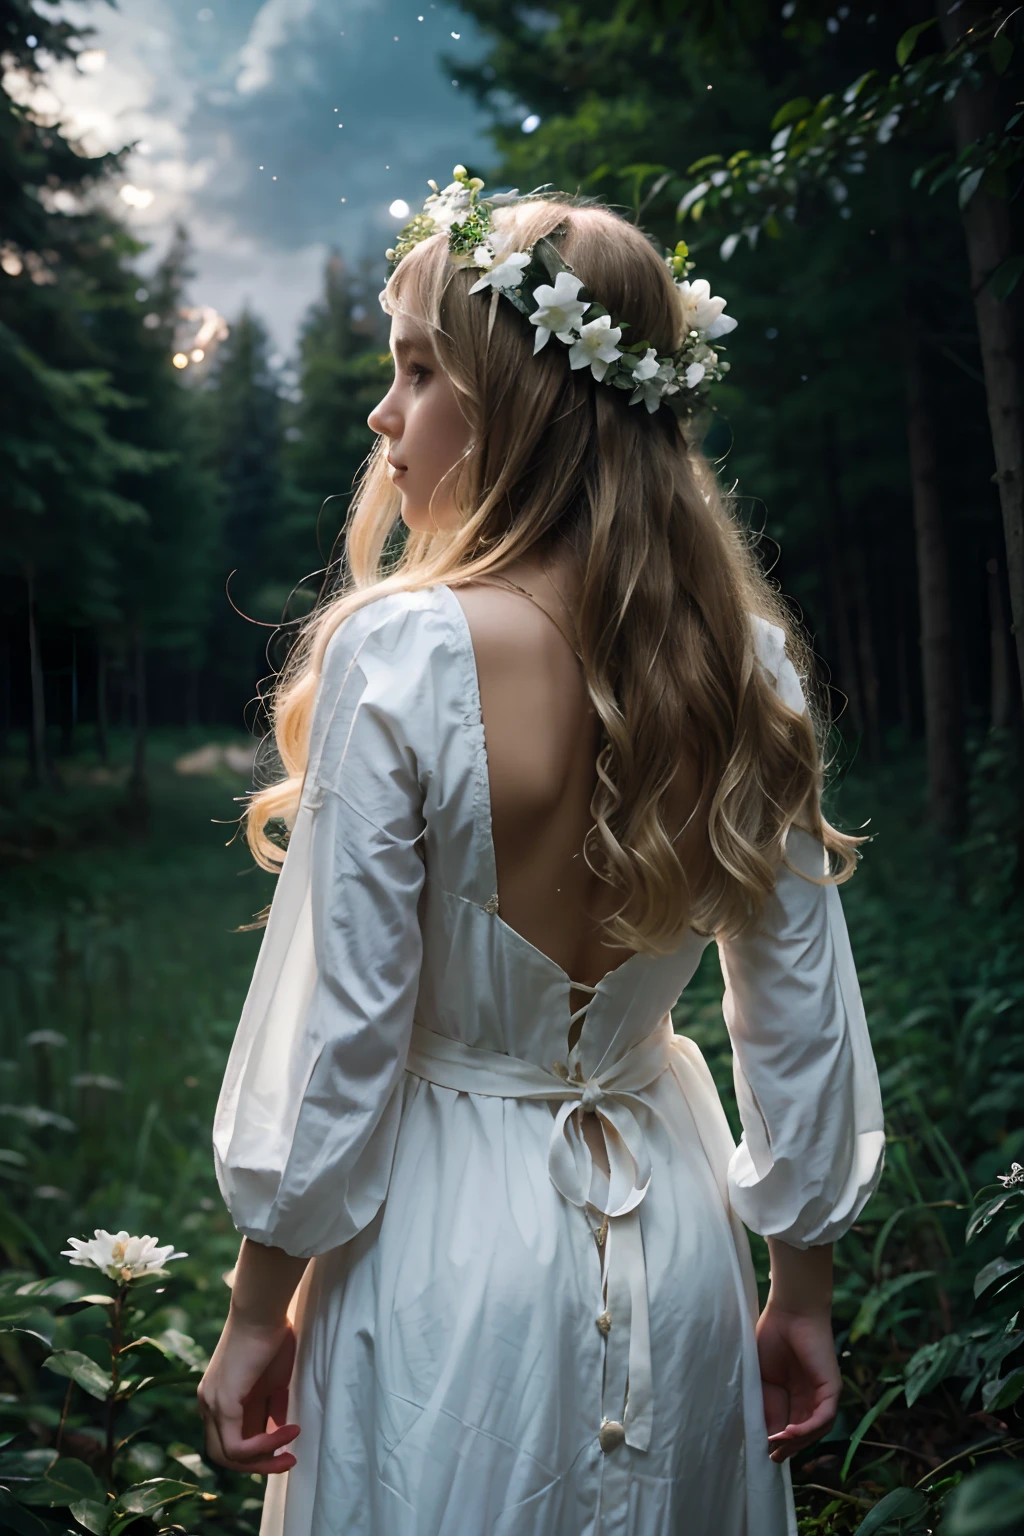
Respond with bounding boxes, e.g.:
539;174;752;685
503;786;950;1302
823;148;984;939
450;242;494;271
632;347;660;383
997;1163;1024;1188
684;362;706;388
566;315;623;380
424;180;473;233
528;271;590;354
468;250;531;293
675;277;738;340
628;348;679;413
62;1229;187;1283
702;310;736;340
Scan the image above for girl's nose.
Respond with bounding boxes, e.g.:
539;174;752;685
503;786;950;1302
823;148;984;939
368;391;401;438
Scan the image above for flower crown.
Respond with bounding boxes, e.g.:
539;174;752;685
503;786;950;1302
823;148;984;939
383;165;738;430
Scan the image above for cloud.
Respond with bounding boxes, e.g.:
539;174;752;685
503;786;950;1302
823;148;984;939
235;0;319;95
31;0;494;353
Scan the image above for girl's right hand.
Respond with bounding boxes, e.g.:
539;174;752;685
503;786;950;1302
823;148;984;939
754;1300;841;1464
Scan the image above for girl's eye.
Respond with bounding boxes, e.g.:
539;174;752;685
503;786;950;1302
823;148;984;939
407;363;431;387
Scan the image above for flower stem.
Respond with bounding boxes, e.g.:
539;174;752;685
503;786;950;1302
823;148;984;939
104;1284;127;1488
55;1377;73;1457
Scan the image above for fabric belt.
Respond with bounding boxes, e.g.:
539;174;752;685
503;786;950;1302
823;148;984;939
405;1014;678;1457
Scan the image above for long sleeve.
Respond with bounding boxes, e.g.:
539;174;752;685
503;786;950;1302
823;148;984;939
213;596;442;1257
716;617;886;1248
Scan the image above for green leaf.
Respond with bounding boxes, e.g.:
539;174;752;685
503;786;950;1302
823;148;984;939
166;1445;212;1481
18;1456;106;1507
685;154;724;174
988;256;1024;303
110;1478;203;1517
769;97;813;133
851;1272;936;1341
974;1255;1024;1299
911;153;952;192
0;1488;55;1536
53;1296;116;1318
69;1497;112;1534
764;214;782;240
0;1327;53;1350
940;1462;1024;1534
966;1191;1017;1244
841;1383;903;1482
842;70;877;106
125;1368;203;1395
42;1350;114;1401
904;1334;964;1406
896;19;937;68
981;1366;1024;1411
854;1486;927;1534
958;166;985;211
123;1331;207;1371
990;35;1013;75
0;1449;60;1479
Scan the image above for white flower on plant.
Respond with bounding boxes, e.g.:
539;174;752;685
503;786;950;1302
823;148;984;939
468;250;531;293
675;277;738;341
997;1162;1024;1189
62;1229;187;1283
566;315;623;381
528;271;590;354
684;361;706;389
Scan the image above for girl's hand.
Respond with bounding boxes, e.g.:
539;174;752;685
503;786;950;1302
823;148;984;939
197;1315;299;1474
755;1300;840;1464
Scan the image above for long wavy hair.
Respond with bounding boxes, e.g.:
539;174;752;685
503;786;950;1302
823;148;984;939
242;195;866;945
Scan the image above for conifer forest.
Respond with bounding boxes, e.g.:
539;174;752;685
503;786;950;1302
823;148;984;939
0;2;1022;1532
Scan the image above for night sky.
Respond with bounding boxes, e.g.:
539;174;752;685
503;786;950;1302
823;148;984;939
35;0;506;356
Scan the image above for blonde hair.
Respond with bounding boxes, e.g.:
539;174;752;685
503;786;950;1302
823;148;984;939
242;195;866;945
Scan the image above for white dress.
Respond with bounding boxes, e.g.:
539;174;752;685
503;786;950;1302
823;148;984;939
213;582;886;1536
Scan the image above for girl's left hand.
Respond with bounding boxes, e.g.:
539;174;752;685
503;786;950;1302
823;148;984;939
198;1315;299;1474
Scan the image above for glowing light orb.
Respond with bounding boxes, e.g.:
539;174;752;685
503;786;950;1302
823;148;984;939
389;199;410;220
172;353;189;369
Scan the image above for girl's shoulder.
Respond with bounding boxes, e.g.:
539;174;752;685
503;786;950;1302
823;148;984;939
321;584;461;675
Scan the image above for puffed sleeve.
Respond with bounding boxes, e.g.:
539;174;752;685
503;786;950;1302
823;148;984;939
715;617;886;1248
213;595;443;1257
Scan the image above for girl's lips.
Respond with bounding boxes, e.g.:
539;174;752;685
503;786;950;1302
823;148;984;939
387;458;407;478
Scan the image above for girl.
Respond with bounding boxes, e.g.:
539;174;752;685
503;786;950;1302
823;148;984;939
199;181;885;1536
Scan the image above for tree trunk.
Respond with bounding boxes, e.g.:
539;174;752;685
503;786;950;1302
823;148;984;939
820;414;864;737
58;632;75;759
95;636;109;766
894;227;967;837
897;617;915;740
127;623;148;814
850;536;882;765
987;555;1012;730
185;659;200;730
0;635;9;760
937;0;1024;712
25;565;50;789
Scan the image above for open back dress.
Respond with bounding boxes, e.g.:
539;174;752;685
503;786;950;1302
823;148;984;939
213;581;886;1536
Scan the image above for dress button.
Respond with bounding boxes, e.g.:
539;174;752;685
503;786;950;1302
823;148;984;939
599;1419;625;1453
596;1310;612;1336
